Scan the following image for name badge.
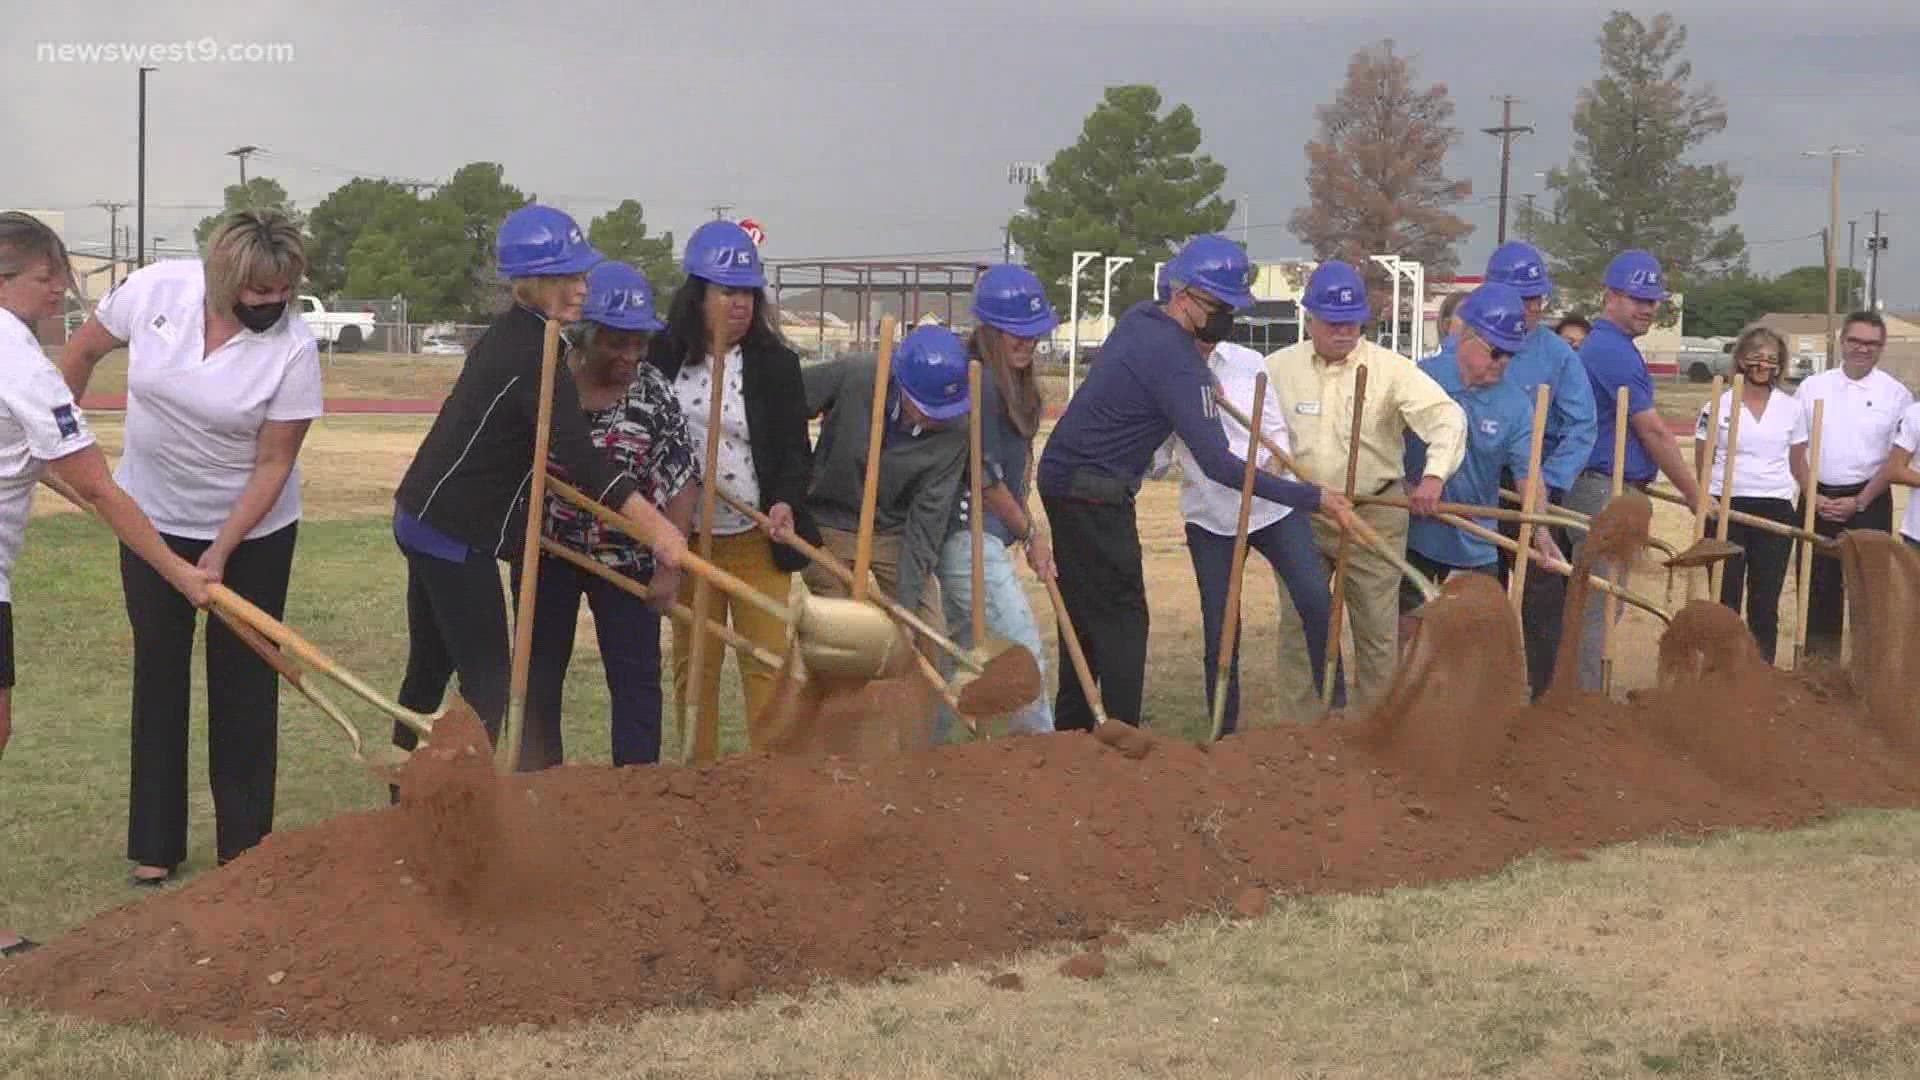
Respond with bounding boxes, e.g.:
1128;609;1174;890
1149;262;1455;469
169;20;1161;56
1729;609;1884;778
149;313;179;346
1296;401;1322;417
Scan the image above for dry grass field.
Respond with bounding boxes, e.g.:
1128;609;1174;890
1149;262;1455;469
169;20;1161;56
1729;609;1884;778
2;358;1915;1077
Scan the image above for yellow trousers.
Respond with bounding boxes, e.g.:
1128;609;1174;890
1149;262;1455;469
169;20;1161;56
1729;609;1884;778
672;529;792;757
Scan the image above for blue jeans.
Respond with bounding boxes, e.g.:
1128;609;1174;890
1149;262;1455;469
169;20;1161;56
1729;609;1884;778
512;554;664;768
1186;513;1339;735
934;531;1053;738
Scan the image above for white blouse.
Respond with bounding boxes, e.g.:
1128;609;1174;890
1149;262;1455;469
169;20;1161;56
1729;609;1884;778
1696;387;1808;501
672;345;759;536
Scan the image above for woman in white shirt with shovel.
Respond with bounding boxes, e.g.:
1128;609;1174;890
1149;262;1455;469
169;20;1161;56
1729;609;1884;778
1695;327;1809;664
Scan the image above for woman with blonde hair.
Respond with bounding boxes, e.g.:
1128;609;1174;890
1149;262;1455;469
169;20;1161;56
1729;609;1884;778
61;208;320;884
931;265;1057;738
1694;325;1809;663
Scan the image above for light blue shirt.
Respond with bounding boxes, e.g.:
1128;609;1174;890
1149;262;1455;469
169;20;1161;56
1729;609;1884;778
1406;342;1537;568
1506;324;1597;495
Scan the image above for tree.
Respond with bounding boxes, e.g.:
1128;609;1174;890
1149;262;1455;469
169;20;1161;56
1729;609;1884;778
430;162;531;317
1008;85;1234;319
193;177;302;251
343;197;472;321
1685;265;1867;337
306;178;413;297
1289;40;1473;308
588;200;682;310
1519;11;1745;302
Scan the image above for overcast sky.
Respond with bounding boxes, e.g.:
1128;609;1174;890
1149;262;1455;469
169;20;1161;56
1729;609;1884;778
6;0;1916;309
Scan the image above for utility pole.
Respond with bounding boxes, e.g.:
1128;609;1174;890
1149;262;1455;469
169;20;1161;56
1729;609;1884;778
1803;146;1862;369
1848;219;1859;308
709;204;734;221
1483;96;1534;245
92;201;129;288
1867;209;1888;310
226;144;261;186
137;66;154;268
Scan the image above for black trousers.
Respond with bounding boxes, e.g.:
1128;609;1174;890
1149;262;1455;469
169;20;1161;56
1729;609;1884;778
123;523;297;869
1798;482;1892;659
509;554;665;769
1043;495;1147;731
393;544;512;754
1495;479;1571;700
1711;496;1796;665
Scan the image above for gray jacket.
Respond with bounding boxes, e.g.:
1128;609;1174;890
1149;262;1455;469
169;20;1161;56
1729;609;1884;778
803;356;966;611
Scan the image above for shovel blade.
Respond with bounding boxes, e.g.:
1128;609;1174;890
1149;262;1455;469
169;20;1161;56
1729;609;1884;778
953;636;1043;718
1664;538;1742;569
793;594;918;681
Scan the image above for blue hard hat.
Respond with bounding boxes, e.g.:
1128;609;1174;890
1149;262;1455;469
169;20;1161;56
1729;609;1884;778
1301;260;1371;323
1165;234;1256;310
580;262;665;333
1604;249;1668;302
893;325;971;422
973;264;1058;338
683;220;767;289
496;204;603;278
1456;283;1529;353
1485;241;1553;299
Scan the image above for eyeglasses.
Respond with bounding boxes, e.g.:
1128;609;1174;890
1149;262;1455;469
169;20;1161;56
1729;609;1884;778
1843;337;1885;350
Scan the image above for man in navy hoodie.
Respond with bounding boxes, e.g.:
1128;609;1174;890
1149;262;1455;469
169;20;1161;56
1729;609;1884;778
1037;235;1357;732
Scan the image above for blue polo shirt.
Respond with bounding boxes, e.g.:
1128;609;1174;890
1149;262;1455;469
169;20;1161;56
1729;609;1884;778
1579;318;1657;483
1037;302;1320;510
1507;324;1597;495
1406;343;1536;568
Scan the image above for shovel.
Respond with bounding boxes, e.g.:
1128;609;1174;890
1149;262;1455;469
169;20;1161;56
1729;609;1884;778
1043;575;1152;758
954;357;1039;727
1709;373;1747;599
681;327;734;766
547;476;916;684
714;493;983;730
501;317;565;775
1435;512;1672;623
1498;488;1724;569
38;475;430;772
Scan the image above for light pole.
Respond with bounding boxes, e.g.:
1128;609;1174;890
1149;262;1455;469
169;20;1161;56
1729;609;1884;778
1067;250;1100;399
1101;256;1133;341
136;66;154;268
1006;161;1041;264
1803;146;1862;370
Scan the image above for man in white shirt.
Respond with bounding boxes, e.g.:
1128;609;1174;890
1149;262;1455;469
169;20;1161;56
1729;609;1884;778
1793;311;1914;658
1152;340;1338;733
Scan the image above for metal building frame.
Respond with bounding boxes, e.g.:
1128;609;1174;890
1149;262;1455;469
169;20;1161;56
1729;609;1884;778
770;260;991;354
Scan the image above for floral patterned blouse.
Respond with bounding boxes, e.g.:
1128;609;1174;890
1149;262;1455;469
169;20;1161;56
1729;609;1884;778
544;362;699;581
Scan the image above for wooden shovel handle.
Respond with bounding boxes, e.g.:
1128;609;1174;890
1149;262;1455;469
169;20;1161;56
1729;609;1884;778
502;316;565;773
546;477;792;623
1322;365;1368;706
1709;374;1746;598
1793;399;1825;665
1437;512;1671;622
851;317;897;603
1509;383;1552;613
968;360;987;649
1209;372;1267;742
1044;576;1110;727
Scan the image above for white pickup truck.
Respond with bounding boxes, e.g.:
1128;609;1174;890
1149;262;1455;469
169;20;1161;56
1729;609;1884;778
298;295;376;352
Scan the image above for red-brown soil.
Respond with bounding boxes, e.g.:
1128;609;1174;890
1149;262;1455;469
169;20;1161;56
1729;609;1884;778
4;648;1917;1043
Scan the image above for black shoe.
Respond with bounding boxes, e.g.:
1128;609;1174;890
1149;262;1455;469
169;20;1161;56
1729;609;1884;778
0;937;38;958
130;866;174;887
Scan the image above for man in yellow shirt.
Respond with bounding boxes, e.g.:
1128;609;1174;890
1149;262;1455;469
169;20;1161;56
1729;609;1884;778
1265;261;1466;711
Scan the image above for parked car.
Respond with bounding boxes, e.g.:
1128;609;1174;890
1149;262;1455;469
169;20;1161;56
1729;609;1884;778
1681;341;1735;383
419;334;465;357
298;295;376;352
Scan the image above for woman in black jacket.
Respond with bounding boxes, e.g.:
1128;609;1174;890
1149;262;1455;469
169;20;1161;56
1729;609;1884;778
389;205;686;755
652;220;819;753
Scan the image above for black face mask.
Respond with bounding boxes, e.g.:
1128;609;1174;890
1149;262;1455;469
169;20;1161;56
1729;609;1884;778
233;299;286;333
1195;302;1236;345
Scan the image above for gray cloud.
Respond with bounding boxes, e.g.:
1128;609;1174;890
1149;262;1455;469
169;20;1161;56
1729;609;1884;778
5;1;1915;308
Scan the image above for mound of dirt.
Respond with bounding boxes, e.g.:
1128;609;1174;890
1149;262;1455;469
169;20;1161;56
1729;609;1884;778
6;646;1917;1043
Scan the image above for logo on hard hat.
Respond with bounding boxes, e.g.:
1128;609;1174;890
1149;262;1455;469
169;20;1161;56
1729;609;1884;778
1337;288;1354;304
1029;296;1043;312
568;227;583;244
1524;266;1541;280
1631;269;1661;286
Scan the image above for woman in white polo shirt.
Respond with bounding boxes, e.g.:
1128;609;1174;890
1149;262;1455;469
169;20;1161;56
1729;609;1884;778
61;209;323;886
0;212;211;952
1694;327;1809;664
